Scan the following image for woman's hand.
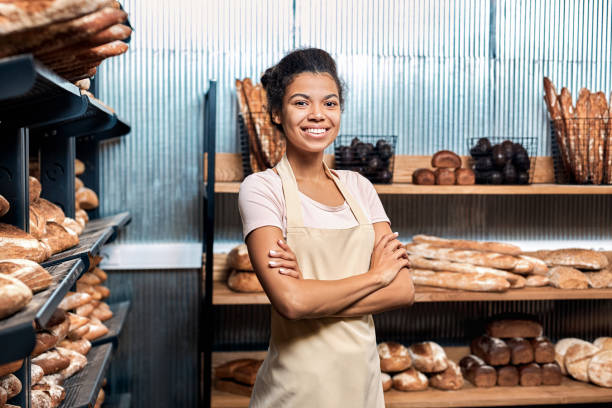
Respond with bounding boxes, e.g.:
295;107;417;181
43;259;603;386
268;239;303;279
368;232;409;287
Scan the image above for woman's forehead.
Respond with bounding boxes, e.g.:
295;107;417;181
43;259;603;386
285;72;339;96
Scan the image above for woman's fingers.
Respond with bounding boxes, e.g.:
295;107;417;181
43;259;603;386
268;259;297;270
393;246;408;260
376;232;399;249
278;268;300;279
268;249;296;261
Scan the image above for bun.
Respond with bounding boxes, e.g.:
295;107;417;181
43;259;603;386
392;367;428;391
412;168;435;185
378;342;412;373
408;341;448;373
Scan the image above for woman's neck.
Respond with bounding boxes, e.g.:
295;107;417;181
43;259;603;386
285;147;327;182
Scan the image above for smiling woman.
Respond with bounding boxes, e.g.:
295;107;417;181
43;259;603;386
238;48;414;408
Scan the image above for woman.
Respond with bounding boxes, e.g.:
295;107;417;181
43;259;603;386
238;48;414;408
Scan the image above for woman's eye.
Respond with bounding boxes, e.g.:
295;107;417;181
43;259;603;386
325;101;338;107
295;100;308;107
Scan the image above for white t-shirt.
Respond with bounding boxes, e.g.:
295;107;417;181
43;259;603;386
238;168;390;240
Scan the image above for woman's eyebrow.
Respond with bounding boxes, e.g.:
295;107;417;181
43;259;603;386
288;93;310;101
323;93;339;99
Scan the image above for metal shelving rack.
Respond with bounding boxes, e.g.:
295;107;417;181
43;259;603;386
0;54;131;408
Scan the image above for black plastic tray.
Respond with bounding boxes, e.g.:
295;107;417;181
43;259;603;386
41;227;114;270
91;301;131;347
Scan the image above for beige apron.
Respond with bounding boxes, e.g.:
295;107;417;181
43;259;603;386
250;155;384;408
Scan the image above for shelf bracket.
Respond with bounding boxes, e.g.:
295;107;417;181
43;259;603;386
0;127;29;231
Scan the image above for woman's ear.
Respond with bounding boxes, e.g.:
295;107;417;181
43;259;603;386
272;111;281;125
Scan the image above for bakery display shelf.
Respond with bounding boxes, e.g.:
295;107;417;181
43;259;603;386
214;182;612;195
59;343;114;408
78;116;131;143
212;280;612;305
83;212;132;242
211;349;612;408
91;301;131;347
0;54;87;128
102;393;131;408
41;226;114;270
0;258;85;364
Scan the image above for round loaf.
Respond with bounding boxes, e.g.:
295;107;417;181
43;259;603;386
227;270;263;293
0;273;33;319
588;350;612;387
565;340;600;382
377;342;412;373
434;168;456;185
41;221;79;255
555;338;582;375
429;360;464;390
0;374;21;399
392;367;428;391
455;168;476;185
0;258;53;293
75;159;86;175
31;199;65;224
0;194;9;217
0;222;49;262
226;244;253;270
431;150;462;169
29;205;47;239
594;337;612;351
381;372;392;391
76;187;99;210
409;341;448;373
412;168;435;185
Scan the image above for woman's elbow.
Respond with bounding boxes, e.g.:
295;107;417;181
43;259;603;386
273;292;307;320
401;272;415;307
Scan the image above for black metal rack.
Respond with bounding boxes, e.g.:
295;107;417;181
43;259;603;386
41;226;114;269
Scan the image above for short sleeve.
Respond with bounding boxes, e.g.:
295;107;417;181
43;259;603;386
352;172;391;226
238;172;284;240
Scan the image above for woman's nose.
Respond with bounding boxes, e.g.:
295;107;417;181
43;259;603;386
308;107;324;121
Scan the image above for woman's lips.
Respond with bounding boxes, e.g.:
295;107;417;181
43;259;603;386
302;127;329;139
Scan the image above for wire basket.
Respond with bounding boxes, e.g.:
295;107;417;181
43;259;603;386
237;112;253;177
549;118;611;185
238;111;285;176
334;135;397;184
466;137;538;184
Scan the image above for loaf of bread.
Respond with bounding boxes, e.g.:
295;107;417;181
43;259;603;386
381;372;392;391
434;168;456;185
564;340;600;382
408;341;448;373
32;331;59;357
56;347;88;379
518;255;549;275
62;217;83;235
525;275;550;287
227;270;263;293
58;338;92;356
541;362;562;385
455;168;476;185
506;338;534;365
594;337;612;351
548;266;589;289
75;177;84;192
92;267;107;282
82;320;109;340
0;360;22;377
496;365;519;386
406;242;519;270
0;258;53;293
31;389;54;408
75;159;86;175
429;360;464;390
459;354;496;387
431;150;462;169
31;198;65;224
392;367;428;391
0;223;49;262
93;285;110;300
227;244;253;270
411;269;510;292
584;269;612;288
518;363;542;386
29;204;47;239
0;273;33;319
0;386;5;406
511;258;535;274
29;176;42;203
378;342;412;373
41;221;79;254
486;319;543;339
588;350;612;387
59;292;92;311
232;360;262;386
32;350;71;375
31;382;66;406
0;373;21;399
78;272;102;286
90;302;112;321
471;335;511;366
0;195;9;218
555;338;582;375
412;168;435;185
68;324;90;340
537;248;609;270
75;301;95;317
412;235;522;256
530;337;555;363
215;359;259;379
48;318;70;344
75;209;89;228
31;364;45;385
77;282;101;300
76;187;99;210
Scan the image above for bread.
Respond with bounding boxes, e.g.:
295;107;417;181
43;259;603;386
471;335;510;366
58;339;92;356
82;321;109;340
92;267;107;282
68;324;90;340
227;244;253;270
31;198;65;224
412;235;522;257
408;341;448;373
75;301;95;317
77;282;101;299
76;187;99;210
564;340;600;382
56;347;88;379
78;272;102;286
588;350;612;387
429;360;464;390
91;302;113;321
548;266;589;289
434;168;456;185
518;255;549;276
0;386;5;406
541;362;562;385
227;270;263;293
75;209;89;227
235;79;265;172
80;23;132;46
59;292;92;310
486;319;543;339
594;337;612;351
378;342;412;373
44;39;128;71
511;258;535;274
506;338;534;365
94;285;110;300
518;363;542;386
392;367;428;391
29;204;47;239
584;269;612;288
496;365;519;386
543;78;572;178
0;360;23;377
31;389;54;408
0;195;8;217
32;331;59;357
405;242;519;270
559;88;581;181
32;350;71;375
455;168;475;185
411;269;510;292
0;222;49;262
381;372;392;391
431;150;461;169
0;273;33;319
36;374;63;387
215;359;259;379
555;338;582;375
530;337;555;364
95;388;105;408
45;308;68;328
47;316;71;343
32;363;45;384
41;221;79;254
31;383;66;406
62;217;83;235
412;168;435;185
0;258;53;293
29;176;42;203
0;373;21;398
538;248;609;270
525;275;550;287
232;360;262;386
459;355;496;387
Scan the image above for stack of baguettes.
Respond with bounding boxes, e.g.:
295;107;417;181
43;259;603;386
235;78;286;173
406;235;550;292
543;77;612;184
0;0;131;83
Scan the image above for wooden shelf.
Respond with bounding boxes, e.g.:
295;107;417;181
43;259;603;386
214;182;612;195
213;281;612;305
211;349;612;408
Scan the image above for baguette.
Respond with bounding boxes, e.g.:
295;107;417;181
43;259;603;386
559;88;582;182
543;78;572;178
411;269;510;292
406;243;519;270
518;255;549;276
607;91;612;184
236;79;265;172
412;235;522;256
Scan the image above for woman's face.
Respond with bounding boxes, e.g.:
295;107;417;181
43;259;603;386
273;72;341;154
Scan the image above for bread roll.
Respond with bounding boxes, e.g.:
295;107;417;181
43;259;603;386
431;150;462;169
518;363;542;386
511;258;535;274
548;266;589;289
75;301;95;317
525;275;550;287
406;242;519;270
59;292;92;311
0;373;21;398
62;217;83;235
0;273;33;319
32;350;71;375
564;340;600;382
555;338;582;375
588;350;612;387
227;244;253;270
378;342;412;373
0;194;8;217
29;176;42;203
410;269;510;292
32;331;59;357
381;372;392;391
232;360;262;386
496;365;519;386
47;318;70;344
92;267;107;282
0;360;22;377
408;341;448;373
434;168;456;185
0;258;52;293
76;187;99;210
392;367;428;391
584;269;612;288
429;360;464;390
68;324;90;340
0;223;49;262
227;270;263;293
412;168;435;185
455;168;476;185
486;319;543;339
459;355;496;387
78;272;102;286
506;338;534;365
77;282;101;300
541;362;562;385
93;285;110;300
530;337;555;364
75;209;89;227
594;337;612;351
91;302;113;321
31;363;45;385
471;335;511;366
538;248;609;270
82;321;109;340
75;177;84;192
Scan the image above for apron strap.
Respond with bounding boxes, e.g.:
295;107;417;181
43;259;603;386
322;160;370;226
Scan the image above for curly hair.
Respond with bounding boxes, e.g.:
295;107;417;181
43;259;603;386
260;48;345;131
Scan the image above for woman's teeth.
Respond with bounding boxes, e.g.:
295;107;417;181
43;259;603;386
305;128;326;134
